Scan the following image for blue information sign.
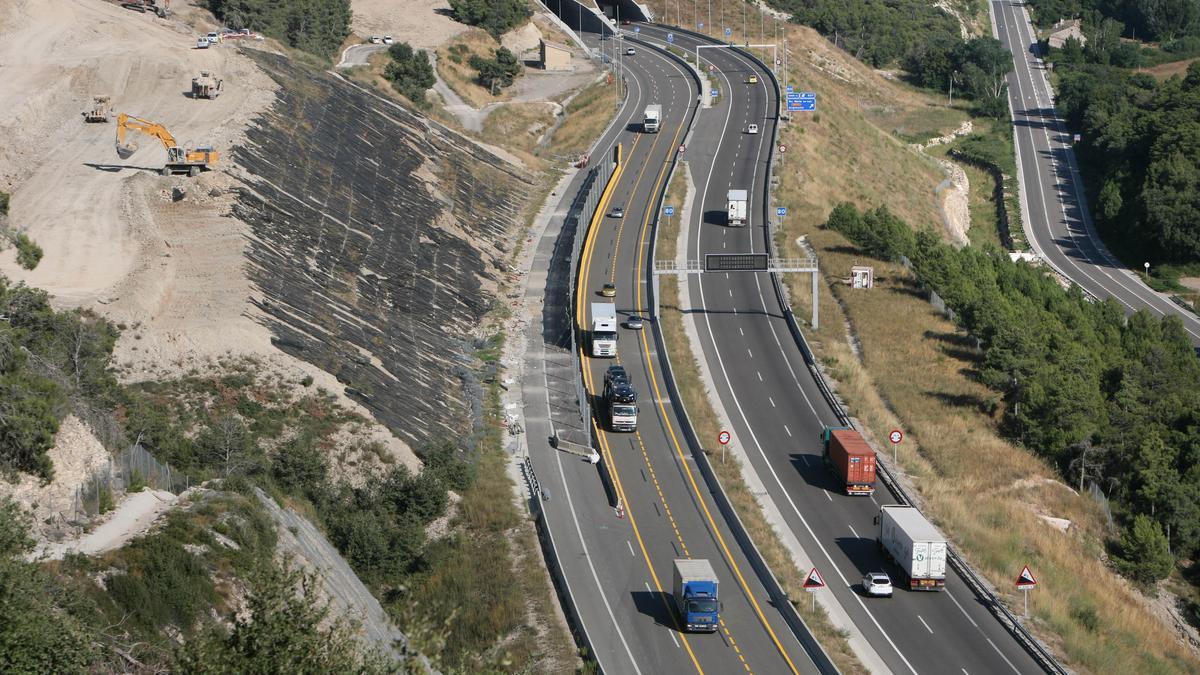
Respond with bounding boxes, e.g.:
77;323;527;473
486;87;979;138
725;27;732;36
786;85;794;94
777;207;787;217
634;26;641;33
711;88;719;97
667;33;674;43
664;206;675;216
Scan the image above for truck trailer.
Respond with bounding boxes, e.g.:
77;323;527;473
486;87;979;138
726;189;748;226
643;104;662;133
876;505;947;591
603;365;638;431
672;559;720;632
591;303;618;358
820;426;876;495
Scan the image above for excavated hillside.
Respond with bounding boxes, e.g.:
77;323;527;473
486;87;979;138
233;53;533;449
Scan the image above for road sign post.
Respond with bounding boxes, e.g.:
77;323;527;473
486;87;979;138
665;205;674;241
718;429;730;464
889;429;903;464
1016;565;1037;618
803;567;826;611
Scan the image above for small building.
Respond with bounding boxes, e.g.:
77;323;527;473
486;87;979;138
540;39;572;71
850;266;874;289
1047;19;1086;49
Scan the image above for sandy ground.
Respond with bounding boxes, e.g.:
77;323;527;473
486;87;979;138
30;489;178;561
350;0;465;48
0;0;418;500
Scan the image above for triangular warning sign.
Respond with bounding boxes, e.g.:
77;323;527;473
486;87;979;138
1015;565;1037;588
803;567;826;590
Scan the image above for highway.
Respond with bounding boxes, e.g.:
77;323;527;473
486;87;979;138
631;22;1047;675
520;6;819;673
990;0;1200;345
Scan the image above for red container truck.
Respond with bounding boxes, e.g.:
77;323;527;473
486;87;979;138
820;427;876;496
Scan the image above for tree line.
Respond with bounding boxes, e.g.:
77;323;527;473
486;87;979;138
769;0;962;68
1052;60;1200;263
204;0;351;59
827;204;1200;586
1026;0;1200;42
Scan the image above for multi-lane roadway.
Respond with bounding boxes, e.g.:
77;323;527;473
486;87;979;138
991;0;1200;345
524;6;1054;674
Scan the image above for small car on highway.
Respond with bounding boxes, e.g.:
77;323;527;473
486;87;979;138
601;283;617;298
625;47;636;56
609;205;624;218
747;74;758;84
863;572;893;597
624;315;645;330
746;123;759;134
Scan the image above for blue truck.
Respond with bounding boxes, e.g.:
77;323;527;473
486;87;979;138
673;559;720;632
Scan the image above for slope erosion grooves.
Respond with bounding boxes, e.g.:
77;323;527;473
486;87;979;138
232;52;532;450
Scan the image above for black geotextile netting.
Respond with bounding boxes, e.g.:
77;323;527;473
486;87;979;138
232;52;532;450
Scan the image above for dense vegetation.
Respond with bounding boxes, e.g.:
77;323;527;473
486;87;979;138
0;278;118;479
907;37;1015;117
204;0;351;58
470;47;522;91
448;0;531;38
1026;0;1200;41
1050;60;1200;263
827;204;1200;585
384;42;436;104
768;0;962;67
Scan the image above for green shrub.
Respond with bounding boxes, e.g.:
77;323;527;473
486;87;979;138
384;42;436;104
0;191;9;215
1114;515;1175;588
469;46;520;91
204;0;351;59
13;234;42;270
127;469;147;493
106;534;216;634
448;0;530;38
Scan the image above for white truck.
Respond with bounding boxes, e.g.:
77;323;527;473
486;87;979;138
643;104;661;133
875;505;947;591
591;303;618;357
726;189;748;226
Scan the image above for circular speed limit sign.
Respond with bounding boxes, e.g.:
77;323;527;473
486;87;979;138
889;429;903;444
718;430;731;445
778;144;787;153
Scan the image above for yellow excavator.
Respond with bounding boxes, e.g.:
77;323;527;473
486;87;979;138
114;113;218;176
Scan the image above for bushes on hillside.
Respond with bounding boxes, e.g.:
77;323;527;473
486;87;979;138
448;0;531;38
384;42;436;104
769;0;961;68
826;203;1200;578
906;36;1014;118
470;47;521;91
205;0;351;59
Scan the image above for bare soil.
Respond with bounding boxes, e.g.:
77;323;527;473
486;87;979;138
349;0;466;48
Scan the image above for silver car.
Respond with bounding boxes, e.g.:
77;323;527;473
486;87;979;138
863;572;893;597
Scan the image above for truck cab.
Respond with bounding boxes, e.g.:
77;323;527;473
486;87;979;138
591;303;618;357
608;384;638;432
643;104;661;133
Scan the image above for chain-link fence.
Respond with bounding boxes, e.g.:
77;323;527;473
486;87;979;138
75;443;192;519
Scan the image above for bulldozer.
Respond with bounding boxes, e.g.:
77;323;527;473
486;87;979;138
82;95;112;123
120;0;168;18
114;113;217;177
191;72;223;99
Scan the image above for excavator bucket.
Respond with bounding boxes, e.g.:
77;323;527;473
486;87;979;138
115;141;138;160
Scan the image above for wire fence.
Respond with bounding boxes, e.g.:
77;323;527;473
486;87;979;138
75;443;192;519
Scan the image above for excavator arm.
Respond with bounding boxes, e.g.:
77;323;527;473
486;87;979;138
115;113;178;159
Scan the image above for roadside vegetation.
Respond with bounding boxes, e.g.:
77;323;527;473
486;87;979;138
448;0;531;39
384;42;436;105
203;0;351;59
0;191;43;270
767;0;962;67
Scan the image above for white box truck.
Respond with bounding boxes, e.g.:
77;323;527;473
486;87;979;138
875;505;947;591
591;303;618;358
726;189;748;226
644;104;661;133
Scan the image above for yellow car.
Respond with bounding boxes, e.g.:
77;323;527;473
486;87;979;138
747;74;758;84
601;283;617;297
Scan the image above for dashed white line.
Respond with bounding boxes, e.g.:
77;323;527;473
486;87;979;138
824;490;832;501
783;424;792;437
918;615;934;634
756;371;763;381
768;396;776;408
847;524;859;538
986;638;1021;674
627;540;636;557
746;348;753;358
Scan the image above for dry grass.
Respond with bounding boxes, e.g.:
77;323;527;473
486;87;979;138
1144;56;1200;80
437;28;518;109
924;143;1004;249
543;78;615;160
655;163;866;673
482;101;558;156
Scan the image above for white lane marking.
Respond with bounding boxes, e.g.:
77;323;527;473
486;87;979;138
847;524;859;538
746;348;753;358
627;540;636;557
945;589;979;628
986;637;1022;674
738;327;744;336
918;615;934;634
783;424;792;437
824;491;832;502
768;396;776;408
647;582;682;648
756;371;763;382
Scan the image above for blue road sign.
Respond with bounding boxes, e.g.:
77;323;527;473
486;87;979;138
711;88;719;97
664;206;675;216
799;98;816;111
799;91;816;99
786;100;803;112
667;33;674;43
777;207;788;217
634;27;641;33
786;85;794;94
725;27;732;36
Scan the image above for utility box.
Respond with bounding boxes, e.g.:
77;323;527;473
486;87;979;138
851;265;874;289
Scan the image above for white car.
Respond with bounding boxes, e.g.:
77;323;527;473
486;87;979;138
746;123;759;134
625;47;635;56
369;35;382;44
383;35;394;44
863;572;893;597
196;37;210;49
206;32;221;44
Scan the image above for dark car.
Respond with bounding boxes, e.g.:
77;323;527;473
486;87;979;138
604;364;629;391
625;315;645;330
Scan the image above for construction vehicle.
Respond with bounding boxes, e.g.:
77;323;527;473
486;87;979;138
82;96;113;123
191;72;223;99
120;0;168;18
114;113;217;177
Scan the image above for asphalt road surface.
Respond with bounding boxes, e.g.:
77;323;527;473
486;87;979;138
991;0;1200;345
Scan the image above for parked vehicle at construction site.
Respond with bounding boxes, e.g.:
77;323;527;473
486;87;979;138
114;113;218;176
82;96;112;123
120;0;168;18
191;72;223;99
